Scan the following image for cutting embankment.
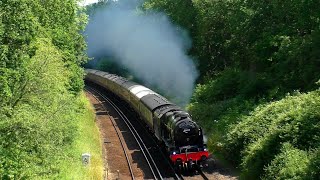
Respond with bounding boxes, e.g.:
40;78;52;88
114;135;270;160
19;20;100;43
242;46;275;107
189;85;320;179
0;1;103;179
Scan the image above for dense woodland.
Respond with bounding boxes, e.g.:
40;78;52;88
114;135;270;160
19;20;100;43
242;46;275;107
0;1;103;179
143;0;320;179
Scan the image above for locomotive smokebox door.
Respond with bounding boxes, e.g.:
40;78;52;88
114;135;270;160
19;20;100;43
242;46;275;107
82;153;91;166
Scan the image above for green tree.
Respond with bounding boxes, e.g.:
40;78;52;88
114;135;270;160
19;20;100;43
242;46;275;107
146;0;320;178
0;0;87;114
0;0;89;178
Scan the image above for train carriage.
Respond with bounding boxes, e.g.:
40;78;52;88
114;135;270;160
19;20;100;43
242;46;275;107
119;81;138;104
85;69;209;170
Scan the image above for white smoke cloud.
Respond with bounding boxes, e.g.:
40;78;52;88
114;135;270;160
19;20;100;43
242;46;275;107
85;0;198;105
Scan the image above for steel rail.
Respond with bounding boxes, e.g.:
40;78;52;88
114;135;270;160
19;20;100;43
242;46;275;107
89;83;183;180
112;95;183;180
198;169;209;180
85;87;135;180
86;86;164;180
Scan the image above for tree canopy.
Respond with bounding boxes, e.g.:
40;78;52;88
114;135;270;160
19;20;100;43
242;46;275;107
144;0;320;178
0;0;90;178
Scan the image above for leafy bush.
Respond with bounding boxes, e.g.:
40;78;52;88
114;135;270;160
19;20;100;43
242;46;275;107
307;149;320;179
0;38;102;178
226;90;320;179
263;143;309;180
189;78;320;179
188;84;256;159
0;38;74;178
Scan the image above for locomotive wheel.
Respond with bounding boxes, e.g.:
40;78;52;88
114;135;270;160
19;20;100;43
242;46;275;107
175;164;183;173
186;159;195;171
174;159;183;173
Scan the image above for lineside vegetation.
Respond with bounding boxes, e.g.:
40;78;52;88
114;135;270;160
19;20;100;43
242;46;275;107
0;0;102;179
144;0;320;179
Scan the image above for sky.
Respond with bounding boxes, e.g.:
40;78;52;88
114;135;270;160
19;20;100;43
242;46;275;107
80;0;99;6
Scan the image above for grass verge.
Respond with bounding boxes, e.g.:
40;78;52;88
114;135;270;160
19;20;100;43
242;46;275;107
59;92;103;179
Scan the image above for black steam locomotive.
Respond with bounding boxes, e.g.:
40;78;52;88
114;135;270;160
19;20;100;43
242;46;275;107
85;69;209;170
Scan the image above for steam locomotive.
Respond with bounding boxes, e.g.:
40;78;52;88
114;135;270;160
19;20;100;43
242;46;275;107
85;69;209;170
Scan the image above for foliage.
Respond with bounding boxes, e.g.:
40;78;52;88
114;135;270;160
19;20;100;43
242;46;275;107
0;38;75;178
189;87;320;179
96;57;132;79
146;0;320;178
229;90;320;179
0;0;100;179
144;0;196;36
0;0;87;104
85;0;110;16
58;93;103;179
145;0;320;90
307;149;320;179
262;143;310;180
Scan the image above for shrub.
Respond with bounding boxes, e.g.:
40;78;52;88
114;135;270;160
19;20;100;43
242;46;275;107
263;143;309;180
307;149;320;179
225;90;320;178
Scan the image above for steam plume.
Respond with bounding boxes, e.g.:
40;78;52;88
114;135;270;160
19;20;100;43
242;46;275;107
85;0;198;106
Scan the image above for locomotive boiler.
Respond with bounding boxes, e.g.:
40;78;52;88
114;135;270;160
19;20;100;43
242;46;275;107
85;69;209;170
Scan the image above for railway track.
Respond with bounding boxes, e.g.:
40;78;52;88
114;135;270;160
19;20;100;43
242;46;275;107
86;87;135;179
86;85;166;180
104;93;185;179
86;83;212;180
198;169;209;180
93;86;184;180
